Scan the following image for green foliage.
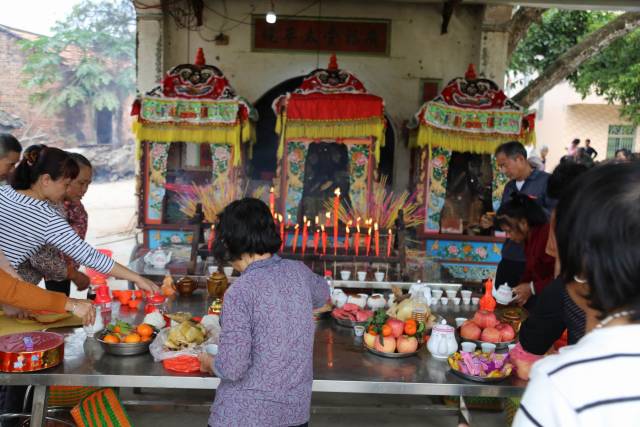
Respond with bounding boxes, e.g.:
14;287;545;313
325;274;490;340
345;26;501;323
510;9;640;124
19;0;135;114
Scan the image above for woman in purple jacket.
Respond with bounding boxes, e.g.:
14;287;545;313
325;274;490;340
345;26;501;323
199;198;330;427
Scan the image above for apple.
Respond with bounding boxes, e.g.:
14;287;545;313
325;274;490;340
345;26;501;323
495;323;515;342
481;327;501;343
364;332;377;349
396;335;418;353
473;310;498;329
386;318;405;338
374;335;396;353
460;320;482;340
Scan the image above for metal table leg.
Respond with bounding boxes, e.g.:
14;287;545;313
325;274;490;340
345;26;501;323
30;385;49;427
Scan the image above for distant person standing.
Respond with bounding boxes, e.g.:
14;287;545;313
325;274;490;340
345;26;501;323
566;138;580;157
540;146;549;170
615;148;632;162
584;138;598;159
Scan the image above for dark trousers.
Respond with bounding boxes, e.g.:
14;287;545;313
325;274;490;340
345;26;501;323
0;385;28;427
45;279;71;297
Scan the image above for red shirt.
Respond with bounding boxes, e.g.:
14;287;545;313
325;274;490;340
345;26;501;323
520;223;556;294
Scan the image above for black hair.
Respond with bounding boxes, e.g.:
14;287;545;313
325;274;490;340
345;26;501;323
615;148;632;160
556;162;640;320
0;133;22;157
69;152;92;169
495;141;527;160
547;160;590;200
212;198;281;263
571;138;580;147
496;192;548;229
10;145;79;190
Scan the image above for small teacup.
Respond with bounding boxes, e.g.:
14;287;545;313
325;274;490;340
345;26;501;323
374;272;385;282
446;290;457;299
508;344;517;352
481;343;496;354
357;271;367;282
440;297;449;305
460;290;472;299
353;325;365;337
461;342;477;353
471;297;480;305
205;344;219;356
452;297;461;305
432;289;443;300
208;265;218;275
455;317;467;328
340;270;351;281
462;297;471;305
223;266;234;277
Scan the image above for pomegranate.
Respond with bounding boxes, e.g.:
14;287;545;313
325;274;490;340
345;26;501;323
460;321;482;341
374;335;397;353
481;327;501;343
386;318;405;338
396;335;418;353
495;323;516;342
364;332;377;349
473;310;498;329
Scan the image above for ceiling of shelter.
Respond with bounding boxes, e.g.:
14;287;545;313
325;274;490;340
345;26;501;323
370;0;640;11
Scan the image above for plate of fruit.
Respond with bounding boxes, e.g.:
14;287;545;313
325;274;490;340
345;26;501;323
363;309;427;358
458;310;517;350
448;350;513;383
97;321;157;356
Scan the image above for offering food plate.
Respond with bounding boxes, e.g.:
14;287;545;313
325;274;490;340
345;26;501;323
447;356;512;383
456;327;516;351
96;329;156;356
365;344;421;358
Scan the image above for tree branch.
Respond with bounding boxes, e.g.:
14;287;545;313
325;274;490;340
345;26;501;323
513;12;640;108
507;7;546;59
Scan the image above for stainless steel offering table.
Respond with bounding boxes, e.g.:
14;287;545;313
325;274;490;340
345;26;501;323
0;292;526;426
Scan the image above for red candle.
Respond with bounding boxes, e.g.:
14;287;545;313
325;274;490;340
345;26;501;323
387;229;393;257
344;225;350;254
325;212;331;227
313;227;320;255
269;187;275;215
292;224;300;253
365;226;372;256
321;225;327;255
302;218;308;256
333;188;340;255
374;222;380;257
279;214;285;252
355;220;361;256
207;224;215;252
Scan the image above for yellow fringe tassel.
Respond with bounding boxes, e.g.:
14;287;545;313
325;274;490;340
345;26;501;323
414;124;535;155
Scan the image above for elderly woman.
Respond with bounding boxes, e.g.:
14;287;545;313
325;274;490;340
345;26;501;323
199;198;330;427
0;134;21;184
514;162;640;426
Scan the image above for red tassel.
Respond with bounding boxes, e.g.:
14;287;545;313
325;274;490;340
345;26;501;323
194;47;206;66
130;99;141;116
465;63;477;81
328;53;338;71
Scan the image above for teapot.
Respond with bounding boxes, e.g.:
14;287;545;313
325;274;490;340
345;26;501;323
367;293;386;310
347;294;368;309
427;324;458;359
144;249;172;269
331;289;348;308
207;271;229;299
493;283;514;305
176;277;198;297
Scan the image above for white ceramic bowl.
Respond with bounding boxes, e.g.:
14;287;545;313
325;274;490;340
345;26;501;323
353;325;365;337
340;270;351;281
357;271;367;282
223;266;234;277
460;290;472;299
440;297;449;305
374;272;385;282
452;297;461;305
205;344;219;356
208;265;218;275
481;343;496;354
462;297;471;305
432;289;443;300
455;317;467;328
471;297;480;305
446;290;457;299
461;342;477;353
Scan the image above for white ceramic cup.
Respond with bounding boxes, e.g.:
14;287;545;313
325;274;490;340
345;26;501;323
205;344;219;356
340;270;351;281
460;290;472;299
374;272;385;282
481;343;496;354
462;297;471;305
508;344;517;352
357;271;367;282
208;265;218;275
471;297;480;305
455;317;467;328
461;342;477;353
440;297;449;305
223;266;234;277
453;297;461;306
353;325;365;337
430;299;439;306
446;290;457;299
432;289;443;300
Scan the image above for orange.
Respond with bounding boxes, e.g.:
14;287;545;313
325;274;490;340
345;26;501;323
136;324;154;338
141;336;152;342
103;334;120;344
381;324;392;337
113;326;121;333
123;333;141;343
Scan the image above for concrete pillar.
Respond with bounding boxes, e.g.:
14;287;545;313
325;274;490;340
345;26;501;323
135;6;164;94
479;5;512;89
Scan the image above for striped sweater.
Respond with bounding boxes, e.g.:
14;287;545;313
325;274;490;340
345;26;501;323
0;185;113;274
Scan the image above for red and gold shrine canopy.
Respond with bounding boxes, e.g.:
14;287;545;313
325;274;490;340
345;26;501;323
131;48;256;165
412;64;535;154
273;55;386;163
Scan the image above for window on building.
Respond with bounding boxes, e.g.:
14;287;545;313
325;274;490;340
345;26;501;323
607;125;636;158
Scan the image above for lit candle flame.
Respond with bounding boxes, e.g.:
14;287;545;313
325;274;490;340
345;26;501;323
295;224;299;229
374;222;379;231
334;188;341;196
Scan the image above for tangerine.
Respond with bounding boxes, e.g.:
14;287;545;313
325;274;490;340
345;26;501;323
103;334;120;344
141;336;152;342
137;323;154;338
113;326;121;333
123;333;141;343
381;324;392;337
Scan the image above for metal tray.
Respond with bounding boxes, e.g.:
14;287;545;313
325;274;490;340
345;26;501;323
447;357;511;383
456;328;517;351
96;329;155;356
333;317;367;328
365;344;421;358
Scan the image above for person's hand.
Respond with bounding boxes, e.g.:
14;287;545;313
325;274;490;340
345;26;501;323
513;283;533;306
2;305;31;319
480;213;495;229
198;352;215;374
70;270;91;291
65;298;95;326
134;276;160;293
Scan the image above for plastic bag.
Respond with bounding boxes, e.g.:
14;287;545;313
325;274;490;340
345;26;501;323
149;323;220;362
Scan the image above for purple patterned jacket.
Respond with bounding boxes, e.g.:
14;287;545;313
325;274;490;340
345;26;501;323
209;255;329;427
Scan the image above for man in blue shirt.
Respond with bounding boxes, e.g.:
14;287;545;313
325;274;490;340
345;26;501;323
481;141;555;290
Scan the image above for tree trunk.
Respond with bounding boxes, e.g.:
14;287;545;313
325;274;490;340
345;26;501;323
513;12;640;108
507;7;546;59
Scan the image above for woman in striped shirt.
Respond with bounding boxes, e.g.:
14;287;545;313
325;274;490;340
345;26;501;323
0;146;158;295
514;162;640;426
